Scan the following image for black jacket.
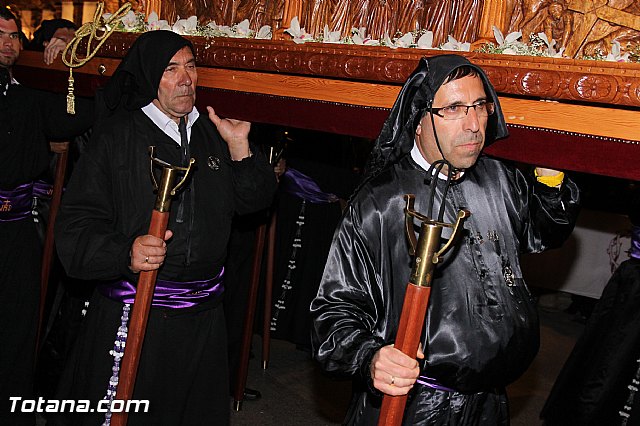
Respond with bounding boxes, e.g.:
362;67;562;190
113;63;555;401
56;109;276;283
311;154;580;424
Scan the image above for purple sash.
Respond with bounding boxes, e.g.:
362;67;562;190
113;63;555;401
631;226;640;260
416;375;456;392
98;268;225;309
33;180;54;200
0;182;34;222
280;168;339;204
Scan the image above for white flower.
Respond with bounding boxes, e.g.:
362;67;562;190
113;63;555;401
284;17;303;38
493;26;505;46
395;32;414;48
351;33;364;45
606;40;630;62
284;17;314;43
223;25;236;36
234;19;251;37
416;31;433;49
173;15;198;35
323;25;341;43
256;25;272;39
121;11;138;31
504;31;522;45
146;12;170;31
441;35;470;51
383;33;397;49
538;32;550;48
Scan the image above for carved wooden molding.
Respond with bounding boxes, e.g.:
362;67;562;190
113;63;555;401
99;32;640;108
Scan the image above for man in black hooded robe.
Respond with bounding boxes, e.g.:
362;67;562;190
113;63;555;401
0;8;93;425
310;54;581;424
53;31;276;424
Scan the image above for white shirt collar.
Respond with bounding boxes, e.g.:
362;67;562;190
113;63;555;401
1;76;18;96
141;102;199;146
410;142;464;180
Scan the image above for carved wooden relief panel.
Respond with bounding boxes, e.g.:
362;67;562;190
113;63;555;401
123;0;640;59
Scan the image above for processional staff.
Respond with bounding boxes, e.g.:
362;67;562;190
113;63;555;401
111;147;195;426
378;194;469;426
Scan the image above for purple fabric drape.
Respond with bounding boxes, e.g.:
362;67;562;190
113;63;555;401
280;168;338;204
98;268;225;308
0;182;34;221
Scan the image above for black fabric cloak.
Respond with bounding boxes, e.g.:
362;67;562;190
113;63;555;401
541;257;640;426
0;83;93;425
311;54;579;425
53;109;276;424
311;155;580;424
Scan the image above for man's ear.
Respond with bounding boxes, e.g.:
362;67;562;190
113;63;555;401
415;123;422;137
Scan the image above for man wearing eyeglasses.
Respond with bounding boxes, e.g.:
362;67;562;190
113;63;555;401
311;54;580;425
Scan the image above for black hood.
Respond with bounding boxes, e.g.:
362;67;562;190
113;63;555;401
103;30;193;112
364;54;508;180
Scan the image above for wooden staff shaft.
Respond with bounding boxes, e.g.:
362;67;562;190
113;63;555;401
378;284;431;426
37;148;69;354
233;221;267;411
262;210;277;369
111;209;169;426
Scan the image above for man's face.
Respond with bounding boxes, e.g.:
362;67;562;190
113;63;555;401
0;18;21;68
153;46;197;123
415;74;489;172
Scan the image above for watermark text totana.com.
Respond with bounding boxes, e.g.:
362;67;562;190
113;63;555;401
9;397;150;413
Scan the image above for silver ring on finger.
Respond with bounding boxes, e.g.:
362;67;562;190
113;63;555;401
144;256;149;263
390;375;395;386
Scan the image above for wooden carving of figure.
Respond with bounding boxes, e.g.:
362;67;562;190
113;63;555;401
543;0;573;49
477;0;518;41
236;0;268;29
424;0;455;45
579;0;640;56
303;0;335;37
367;0;394;38
264;0;286;32
520;0;551;37
508;0;525;32
161;0;199;24
104;0;123;14
395;0;425;35
350;0;371;33
192;0;225;24
451;0;484;42
329;0;364;36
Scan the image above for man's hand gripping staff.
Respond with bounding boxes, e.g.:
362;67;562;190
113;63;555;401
111;147;195;426
377;195;470;426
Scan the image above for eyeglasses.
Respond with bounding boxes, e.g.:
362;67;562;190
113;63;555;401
431;101;495;120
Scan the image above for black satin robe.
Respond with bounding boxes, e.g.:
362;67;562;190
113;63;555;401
311;154;580;425
541;258;640;425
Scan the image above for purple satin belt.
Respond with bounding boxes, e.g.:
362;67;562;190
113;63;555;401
33;180;54;200
280;168;339;204
416;375;456;392
0;182;34;222
98;268;225;309
631;226;640;260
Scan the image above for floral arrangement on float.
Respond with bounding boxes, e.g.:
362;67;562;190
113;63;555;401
102;10;639;63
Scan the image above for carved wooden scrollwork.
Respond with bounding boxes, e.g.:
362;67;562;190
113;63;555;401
517;70;562;98
99;32;640;107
